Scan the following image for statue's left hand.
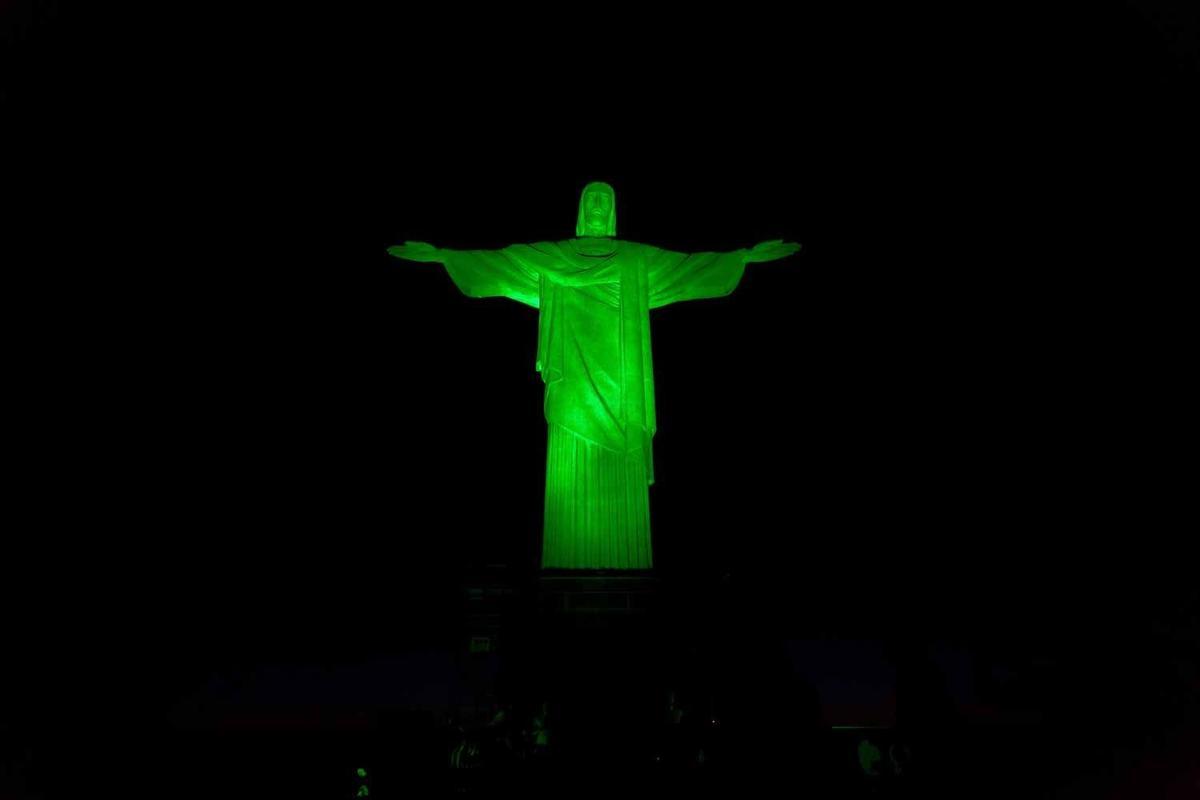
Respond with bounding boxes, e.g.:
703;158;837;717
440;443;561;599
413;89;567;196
746;240;801;263
387;241;443;263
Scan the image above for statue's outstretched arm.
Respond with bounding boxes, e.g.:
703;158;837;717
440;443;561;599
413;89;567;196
644;240;800;308
387;241;541;308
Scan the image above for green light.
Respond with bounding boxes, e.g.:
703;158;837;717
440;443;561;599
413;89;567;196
858;739;882;776
832;726;889;730
356;768;367;778
390;184;799;569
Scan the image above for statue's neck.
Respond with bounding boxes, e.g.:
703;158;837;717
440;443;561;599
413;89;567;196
572;237;617;256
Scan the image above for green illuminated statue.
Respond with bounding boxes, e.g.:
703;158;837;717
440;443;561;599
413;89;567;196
389;183;799;570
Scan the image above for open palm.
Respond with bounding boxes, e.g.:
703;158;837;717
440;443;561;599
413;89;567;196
746;240;801;263
387;241;442;263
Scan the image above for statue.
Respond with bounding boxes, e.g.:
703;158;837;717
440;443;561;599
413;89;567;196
389;182;799;570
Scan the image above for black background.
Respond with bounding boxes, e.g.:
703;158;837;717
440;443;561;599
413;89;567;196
4;0;1198;792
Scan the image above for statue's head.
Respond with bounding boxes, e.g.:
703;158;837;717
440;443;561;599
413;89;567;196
576;181;616;238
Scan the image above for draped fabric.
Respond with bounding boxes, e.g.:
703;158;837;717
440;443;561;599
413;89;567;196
542;423;652;570
441;239;747;569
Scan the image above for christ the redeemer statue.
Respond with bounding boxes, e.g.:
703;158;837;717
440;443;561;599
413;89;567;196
389;182;799;570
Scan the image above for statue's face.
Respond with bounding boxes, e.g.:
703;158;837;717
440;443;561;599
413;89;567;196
583;190;613;236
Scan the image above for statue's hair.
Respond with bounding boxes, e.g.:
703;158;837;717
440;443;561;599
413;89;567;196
576;181;617;238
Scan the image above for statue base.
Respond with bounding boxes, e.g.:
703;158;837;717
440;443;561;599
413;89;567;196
538;570;659;619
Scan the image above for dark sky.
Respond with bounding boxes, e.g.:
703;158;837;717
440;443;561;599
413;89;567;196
5;1;1196;727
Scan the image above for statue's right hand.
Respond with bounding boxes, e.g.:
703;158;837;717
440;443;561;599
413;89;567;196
387;241;442;263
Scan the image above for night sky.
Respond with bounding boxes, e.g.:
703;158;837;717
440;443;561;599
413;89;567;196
4;1;1197;792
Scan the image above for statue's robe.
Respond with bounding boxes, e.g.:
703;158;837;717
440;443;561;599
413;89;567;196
441;238;747;569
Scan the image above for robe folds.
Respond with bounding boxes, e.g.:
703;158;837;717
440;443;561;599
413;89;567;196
442;238;747;569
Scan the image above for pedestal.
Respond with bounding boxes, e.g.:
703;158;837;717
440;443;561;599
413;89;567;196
538;571;659;619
